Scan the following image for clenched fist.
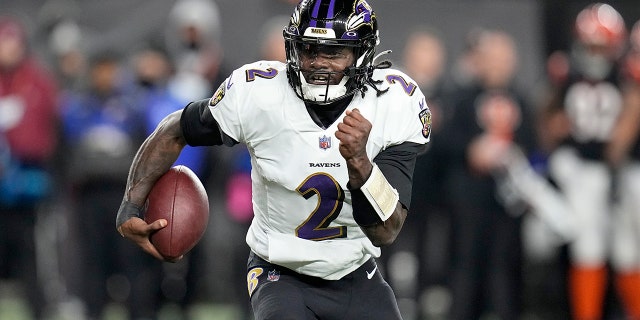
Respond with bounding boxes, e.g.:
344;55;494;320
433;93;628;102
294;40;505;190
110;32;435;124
336;108;371;161
336;108;373;188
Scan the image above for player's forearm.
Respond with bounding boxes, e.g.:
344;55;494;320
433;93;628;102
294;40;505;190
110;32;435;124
345;155;373;189
124;111;186;207
360;204;407;247
348;157;407;246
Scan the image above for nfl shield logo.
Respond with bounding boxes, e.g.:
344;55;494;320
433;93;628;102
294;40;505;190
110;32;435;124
319;135;331;150
267;270;280;282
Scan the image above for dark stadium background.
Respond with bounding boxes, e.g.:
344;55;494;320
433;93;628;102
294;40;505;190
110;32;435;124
1;0;639;103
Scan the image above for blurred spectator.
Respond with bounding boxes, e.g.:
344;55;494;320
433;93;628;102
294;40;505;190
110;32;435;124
257;15;288;63
59;51;156;320
165;0;225;95
449;27;483;92
380;26;453;320
47;18;87;93
0;15;59;320
132;44;212;180
401;27;448;100
537;3;637;319
445;28;537;320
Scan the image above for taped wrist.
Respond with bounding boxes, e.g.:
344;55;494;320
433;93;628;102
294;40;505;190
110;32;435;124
349;163;400;226
116;200;143;228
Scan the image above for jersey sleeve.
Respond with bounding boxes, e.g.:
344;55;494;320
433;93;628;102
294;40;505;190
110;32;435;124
380;71;432;147
207;69;246;143
372;70;432;209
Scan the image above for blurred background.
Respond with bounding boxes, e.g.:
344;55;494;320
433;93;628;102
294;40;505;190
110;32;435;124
2;0;640;319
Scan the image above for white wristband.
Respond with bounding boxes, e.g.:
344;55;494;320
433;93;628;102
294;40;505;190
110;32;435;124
360;164;399;221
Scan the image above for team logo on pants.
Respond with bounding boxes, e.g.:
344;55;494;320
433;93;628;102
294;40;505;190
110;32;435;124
247;267;263;297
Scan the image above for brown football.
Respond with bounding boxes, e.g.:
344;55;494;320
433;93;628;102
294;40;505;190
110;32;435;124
144;165;209;260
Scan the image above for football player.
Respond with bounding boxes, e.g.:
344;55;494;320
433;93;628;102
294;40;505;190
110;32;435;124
539;3;630;319
115;0;431;319
606;18;640;320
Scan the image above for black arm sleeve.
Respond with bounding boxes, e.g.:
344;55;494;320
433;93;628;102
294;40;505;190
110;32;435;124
373;141;426;210
349;186;382;226
349;141;426;226
180;99;237;146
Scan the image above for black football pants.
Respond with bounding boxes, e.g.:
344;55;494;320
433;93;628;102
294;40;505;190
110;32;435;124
247;251;403;320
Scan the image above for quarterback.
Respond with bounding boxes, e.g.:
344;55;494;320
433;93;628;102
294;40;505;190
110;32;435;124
116;0;431;319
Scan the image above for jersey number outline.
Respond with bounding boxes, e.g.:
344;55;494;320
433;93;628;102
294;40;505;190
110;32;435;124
295;173;347;241
246;68;278;82
386;74;417;96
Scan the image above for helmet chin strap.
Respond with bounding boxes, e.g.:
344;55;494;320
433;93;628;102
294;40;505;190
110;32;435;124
300;76;349;103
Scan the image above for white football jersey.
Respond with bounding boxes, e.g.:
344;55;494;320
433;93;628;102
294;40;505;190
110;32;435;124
208;60;430;280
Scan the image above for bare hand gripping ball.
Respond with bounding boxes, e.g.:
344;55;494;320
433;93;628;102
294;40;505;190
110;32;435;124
144;165;209;260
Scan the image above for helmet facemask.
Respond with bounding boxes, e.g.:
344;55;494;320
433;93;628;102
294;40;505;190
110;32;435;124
285;37;375;104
